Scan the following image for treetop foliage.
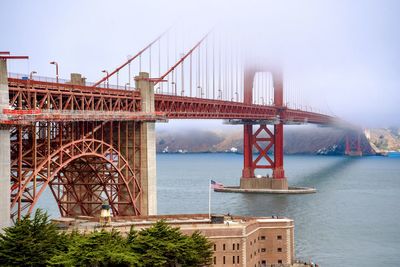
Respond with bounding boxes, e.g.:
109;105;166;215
0;210;213;267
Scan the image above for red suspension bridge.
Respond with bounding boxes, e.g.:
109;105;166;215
0;31;365;225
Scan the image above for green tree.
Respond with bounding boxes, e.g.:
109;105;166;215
0;209;64;267
0;210;213;267
185;231;213;266
131;221;213;267
49;229;141;267
132;220;186;267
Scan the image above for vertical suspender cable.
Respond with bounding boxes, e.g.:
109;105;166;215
218;34;222;99
235;46;239;102
190;54;192;97
212;33;215;100
158;39;161;93
225;37;228;100
198;45;201;98
149;46;152;78
205;37;208;98
181;61;184;96
128;62;131;90
230;43;233;101
139;55;142;72
167;32;170;94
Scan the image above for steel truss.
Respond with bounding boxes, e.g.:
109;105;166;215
8;78;141;113
10;121;142;221
242;124;285;179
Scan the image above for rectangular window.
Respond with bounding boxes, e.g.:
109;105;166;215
237;243;240;250
233;256;235;264
223;256;226;264
278;260;283;264
277;248;282;252
237;256;239;263
223;244;226;251
261;248;266;252
214;244;216;251
277;235;282;240
262;260;266;264
261;236;266;240
233;243;235;250
213;257;216;264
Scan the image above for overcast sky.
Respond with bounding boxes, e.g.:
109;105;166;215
1;0;399;128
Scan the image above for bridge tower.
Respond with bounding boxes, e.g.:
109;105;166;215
345;132;362;156
241;67;288;190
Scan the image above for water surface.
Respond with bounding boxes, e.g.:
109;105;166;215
157;154;400;267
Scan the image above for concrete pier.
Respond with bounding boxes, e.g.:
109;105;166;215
136;72;157;215
217;177;315;194
0;60;10;230
240;177;288;190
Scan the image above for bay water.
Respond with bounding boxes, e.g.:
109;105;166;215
157;153;400;266
39;153;400;266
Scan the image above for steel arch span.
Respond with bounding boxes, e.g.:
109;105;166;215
9;121;143;221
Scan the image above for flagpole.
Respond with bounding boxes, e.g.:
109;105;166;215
208;179;211;219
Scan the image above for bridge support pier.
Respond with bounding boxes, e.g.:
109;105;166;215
136;72;157;215
0;59;11;229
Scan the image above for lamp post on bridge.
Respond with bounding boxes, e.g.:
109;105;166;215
29;71;37;80
49;61;59;83
102;70;109;88
124;82;130;90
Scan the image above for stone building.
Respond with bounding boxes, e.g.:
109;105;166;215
54;214;295;267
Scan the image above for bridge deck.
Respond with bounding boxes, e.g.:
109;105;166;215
3;78;336;125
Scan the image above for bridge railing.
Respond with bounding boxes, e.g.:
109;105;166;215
7;72;136;91
8;72;69;84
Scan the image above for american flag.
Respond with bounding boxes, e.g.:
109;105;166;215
210;180;224;189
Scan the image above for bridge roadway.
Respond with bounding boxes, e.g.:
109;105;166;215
5;78;336;125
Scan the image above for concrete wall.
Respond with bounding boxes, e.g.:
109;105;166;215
0;60;10;230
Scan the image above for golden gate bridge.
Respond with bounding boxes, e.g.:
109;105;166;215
0;29;365;225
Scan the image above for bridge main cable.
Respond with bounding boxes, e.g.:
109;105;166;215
155;31;211;85
92;28;170;88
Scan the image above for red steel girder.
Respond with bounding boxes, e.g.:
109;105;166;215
10;121;143;220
